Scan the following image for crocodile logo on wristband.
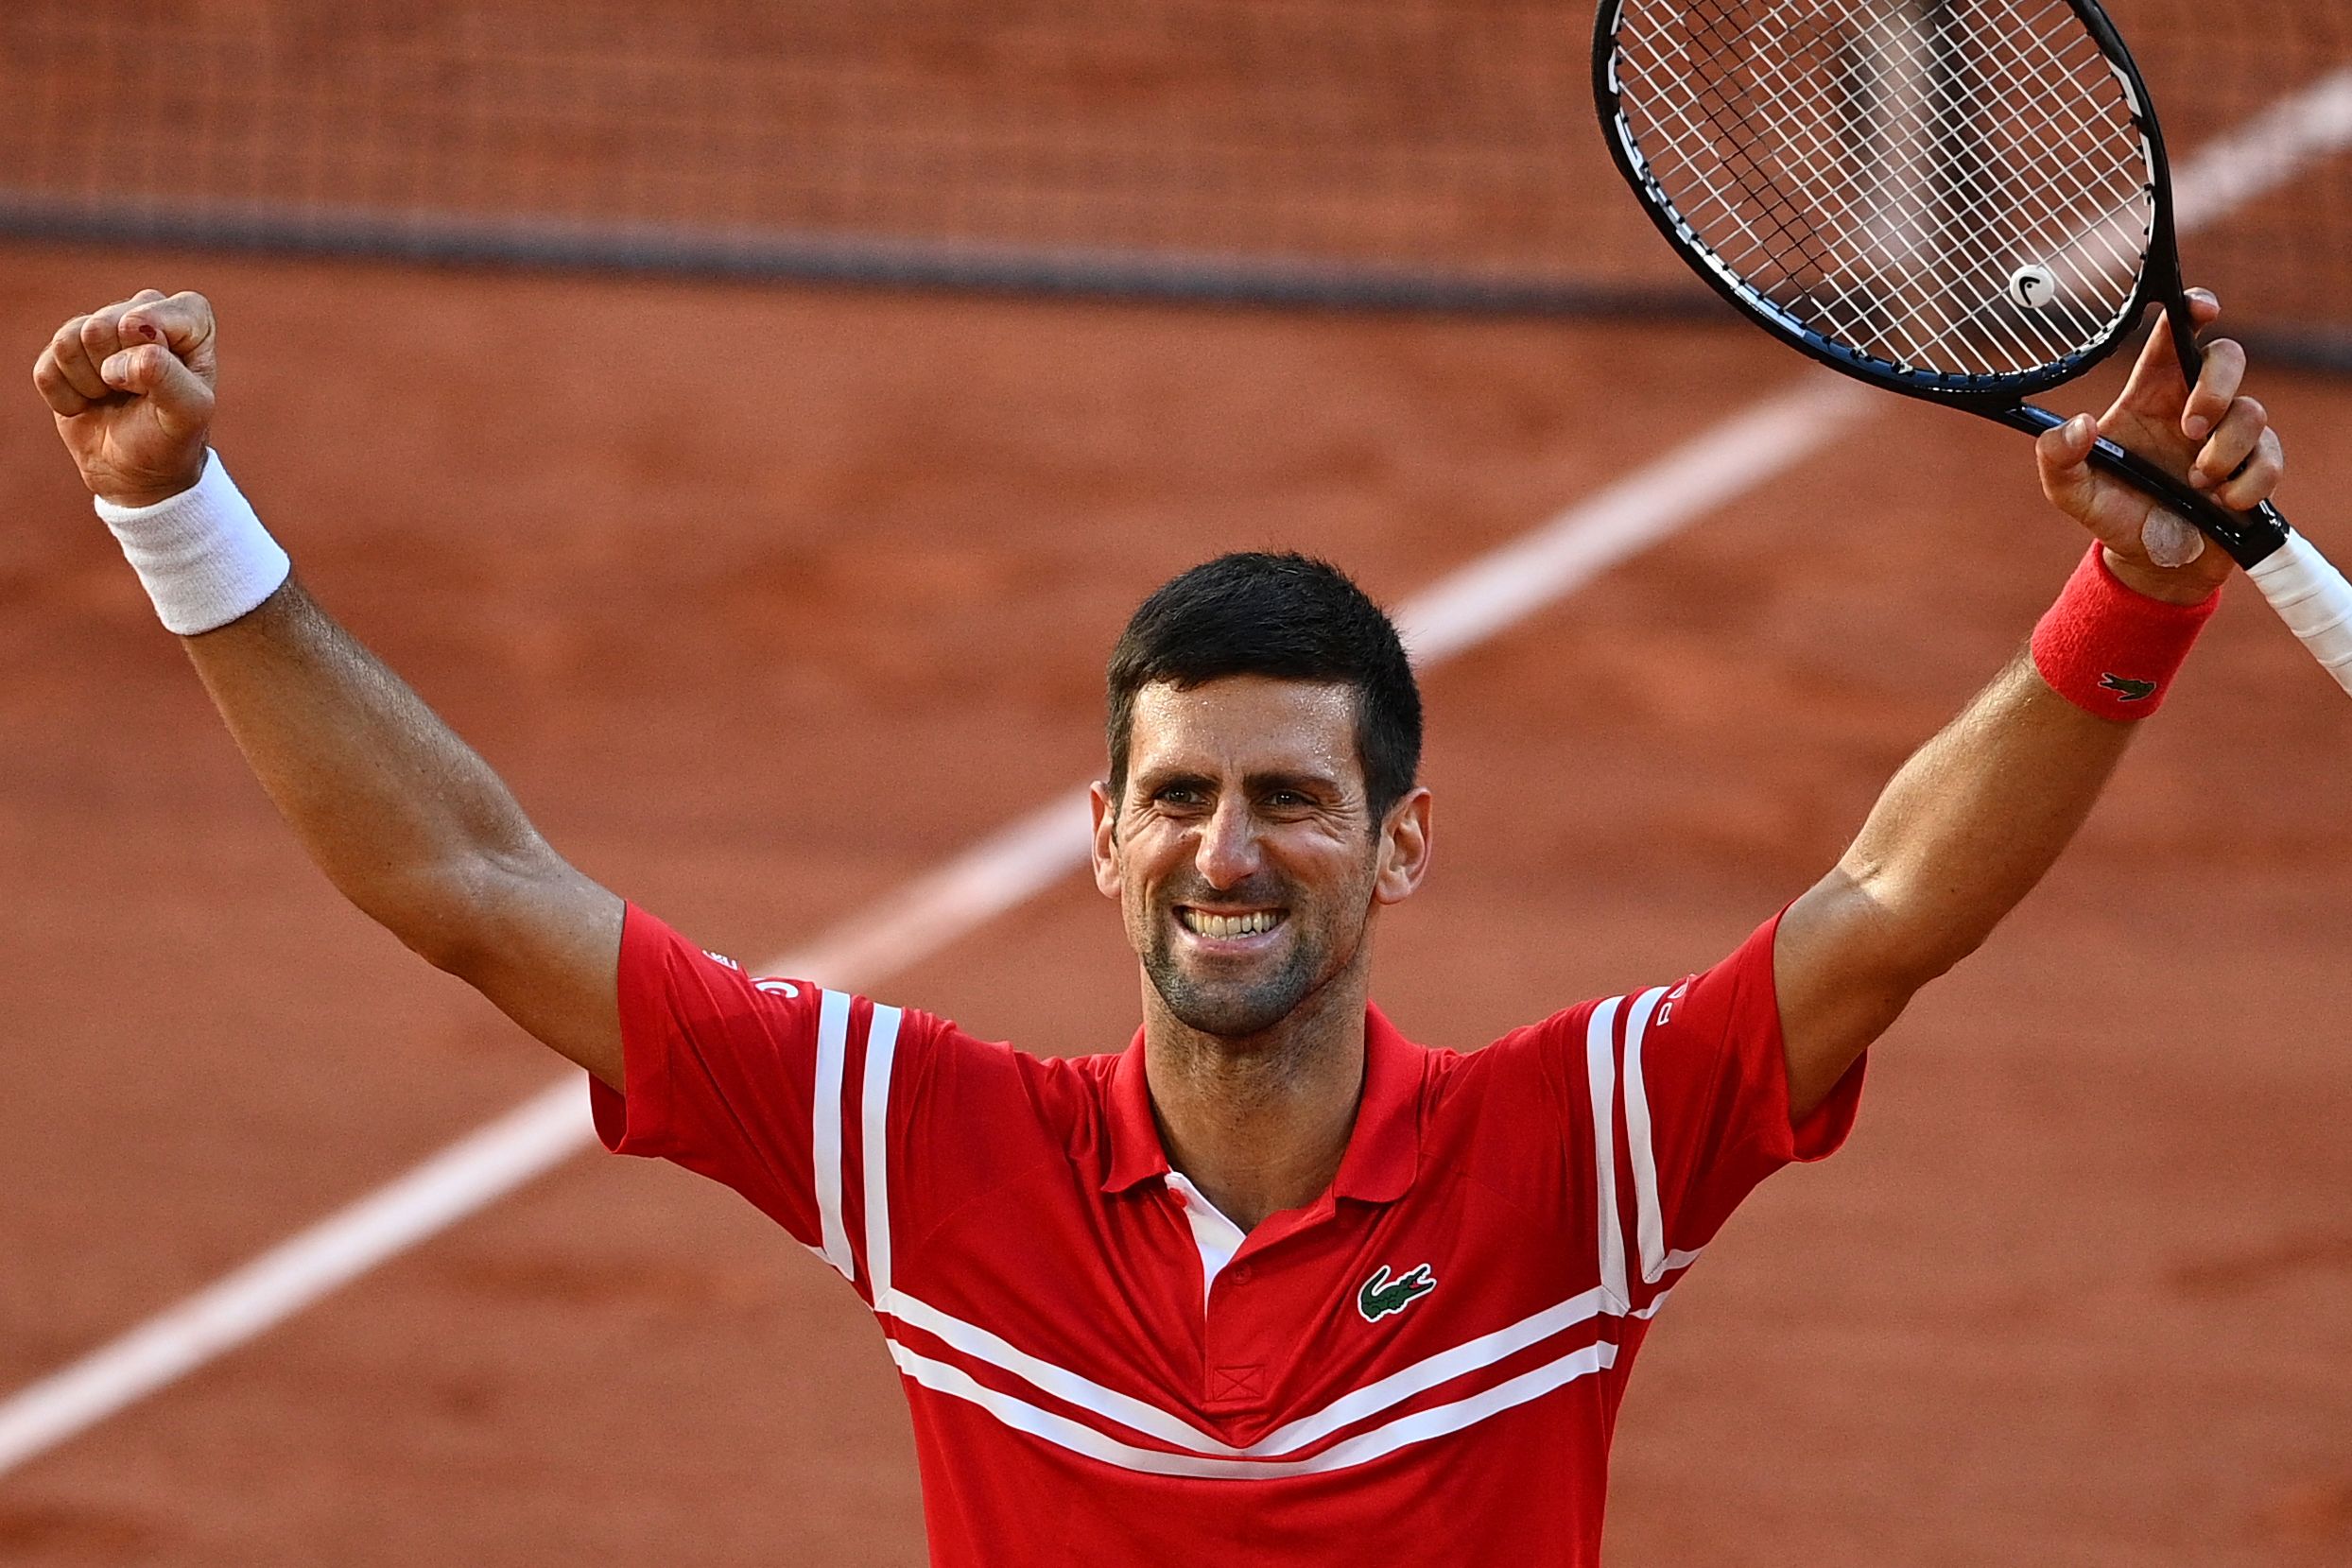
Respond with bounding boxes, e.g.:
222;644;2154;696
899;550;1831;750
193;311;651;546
2097;673;2159;702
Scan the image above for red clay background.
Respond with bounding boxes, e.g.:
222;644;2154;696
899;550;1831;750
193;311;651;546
4;245;2349;1565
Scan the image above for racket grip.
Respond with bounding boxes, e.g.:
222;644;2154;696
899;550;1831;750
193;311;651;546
1999;405;2288;567
2246;530;2352;696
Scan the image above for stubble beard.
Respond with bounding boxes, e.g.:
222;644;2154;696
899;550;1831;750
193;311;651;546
1140;923;1325;1041
1136;867;1375;1042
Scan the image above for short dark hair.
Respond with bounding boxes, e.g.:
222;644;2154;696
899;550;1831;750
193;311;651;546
1105;552;1422;824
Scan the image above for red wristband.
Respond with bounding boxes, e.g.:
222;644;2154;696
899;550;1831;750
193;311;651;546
2031;543;2219;720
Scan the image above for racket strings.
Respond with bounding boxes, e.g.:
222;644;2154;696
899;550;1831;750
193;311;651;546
1636;0;2123;363
1612;0;2155;379
1629;0;2108;358
1649;0;2143;371
1787;19;2128;364
1923;6;2151;324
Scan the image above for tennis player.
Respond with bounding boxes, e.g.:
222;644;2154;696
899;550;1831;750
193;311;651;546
34;286;2280;1564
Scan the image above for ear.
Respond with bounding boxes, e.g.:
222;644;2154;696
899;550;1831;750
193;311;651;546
1373;787;1432;905
1089;781;1123;899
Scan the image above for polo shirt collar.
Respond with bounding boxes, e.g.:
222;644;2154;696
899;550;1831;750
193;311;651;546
1100;1004;1423;1205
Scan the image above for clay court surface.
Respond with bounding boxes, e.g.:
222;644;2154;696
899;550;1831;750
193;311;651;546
3;243;2349;1564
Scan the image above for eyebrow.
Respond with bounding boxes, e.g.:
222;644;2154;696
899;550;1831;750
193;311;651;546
1244;769;1342;796
1132;766;1343;797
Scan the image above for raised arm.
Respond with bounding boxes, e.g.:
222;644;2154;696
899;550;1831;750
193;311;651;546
33;289;625;1087
1773;291;2284;1118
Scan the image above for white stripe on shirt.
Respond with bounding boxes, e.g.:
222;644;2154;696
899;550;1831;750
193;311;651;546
812;989;855;1282
1584;995;1627;1307
1619;986;1669;1284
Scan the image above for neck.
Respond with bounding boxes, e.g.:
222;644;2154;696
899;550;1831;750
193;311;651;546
1141;951;1371;1232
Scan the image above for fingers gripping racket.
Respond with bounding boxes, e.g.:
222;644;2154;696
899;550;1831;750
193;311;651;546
1595;0;2352;697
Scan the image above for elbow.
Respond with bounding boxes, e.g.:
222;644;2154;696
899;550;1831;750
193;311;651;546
355;851;539;980
389;899;495;978
1877;917;1982;994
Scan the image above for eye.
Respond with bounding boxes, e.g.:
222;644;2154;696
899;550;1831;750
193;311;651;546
1151;784;1204;808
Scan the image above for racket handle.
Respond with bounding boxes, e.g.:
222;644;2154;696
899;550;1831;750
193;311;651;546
2246;529;2352;697
1999;405;2289;568
2083;432;2290;569
2002;406;2352;697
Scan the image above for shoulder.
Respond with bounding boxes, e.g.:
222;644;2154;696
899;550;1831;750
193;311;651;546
1481;921;1780;1072
1425;922;1785;1151
904;1020;1117;1131
621;900;1119;1146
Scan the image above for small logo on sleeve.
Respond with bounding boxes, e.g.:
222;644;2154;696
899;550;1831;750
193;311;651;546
2099;673;2158;702
1358;1264;1438;1323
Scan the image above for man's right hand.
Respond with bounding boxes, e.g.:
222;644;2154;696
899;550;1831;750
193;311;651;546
32;288;217;508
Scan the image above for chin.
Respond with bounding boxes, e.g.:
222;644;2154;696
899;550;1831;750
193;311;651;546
1167;1000;1294;1042
1149;960;1320;1042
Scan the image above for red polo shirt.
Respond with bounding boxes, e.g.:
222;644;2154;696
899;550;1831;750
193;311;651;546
593;904;1862;1566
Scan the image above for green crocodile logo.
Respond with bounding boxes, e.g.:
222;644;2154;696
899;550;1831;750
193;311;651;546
2099;672;2158;702
1358;1263;1438;1323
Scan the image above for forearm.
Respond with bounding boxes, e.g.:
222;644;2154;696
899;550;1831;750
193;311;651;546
38;292;623;1076
1833;652;2134;982
1772;292;2273;1114
1777;542;2227;1114
181;577;559;966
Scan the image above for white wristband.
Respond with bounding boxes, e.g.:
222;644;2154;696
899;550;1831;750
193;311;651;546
94;450;291;635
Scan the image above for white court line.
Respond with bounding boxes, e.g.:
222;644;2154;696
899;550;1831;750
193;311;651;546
2171;67;2352;237
0;375;1869;1479
10;58;2343;1479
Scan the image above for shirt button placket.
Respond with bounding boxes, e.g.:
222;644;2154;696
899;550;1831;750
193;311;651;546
1202;1260;1267;1414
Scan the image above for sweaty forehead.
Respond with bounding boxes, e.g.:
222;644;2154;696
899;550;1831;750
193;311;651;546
1127;677;1362;785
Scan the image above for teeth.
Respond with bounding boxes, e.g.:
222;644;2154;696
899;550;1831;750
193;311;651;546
1183;909;1282;939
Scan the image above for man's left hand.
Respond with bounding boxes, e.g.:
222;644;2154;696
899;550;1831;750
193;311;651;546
2033;288;2285;605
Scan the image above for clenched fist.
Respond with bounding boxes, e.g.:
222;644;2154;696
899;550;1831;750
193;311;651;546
32;288;218;509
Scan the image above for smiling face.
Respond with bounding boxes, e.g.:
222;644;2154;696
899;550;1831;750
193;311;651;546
1091;676;1430;1043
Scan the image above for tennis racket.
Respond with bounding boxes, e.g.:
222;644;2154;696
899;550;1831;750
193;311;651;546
1595;0;2352;697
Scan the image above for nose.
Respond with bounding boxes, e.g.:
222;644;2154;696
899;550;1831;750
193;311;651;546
1192;795;1264;890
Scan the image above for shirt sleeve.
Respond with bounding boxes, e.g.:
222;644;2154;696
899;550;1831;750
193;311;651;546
1535;911;1865;1308
589;903;921;1297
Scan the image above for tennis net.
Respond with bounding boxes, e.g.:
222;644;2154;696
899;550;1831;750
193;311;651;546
3;0;2346;359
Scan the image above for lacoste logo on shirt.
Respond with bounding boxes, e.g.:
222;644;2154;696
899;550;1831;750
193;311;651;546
2099;672;2158;702
1358;1263;1437;1323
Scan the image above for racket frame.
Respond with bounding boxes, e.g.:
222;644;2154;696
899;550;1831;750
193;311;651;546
1594;0;2290;568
